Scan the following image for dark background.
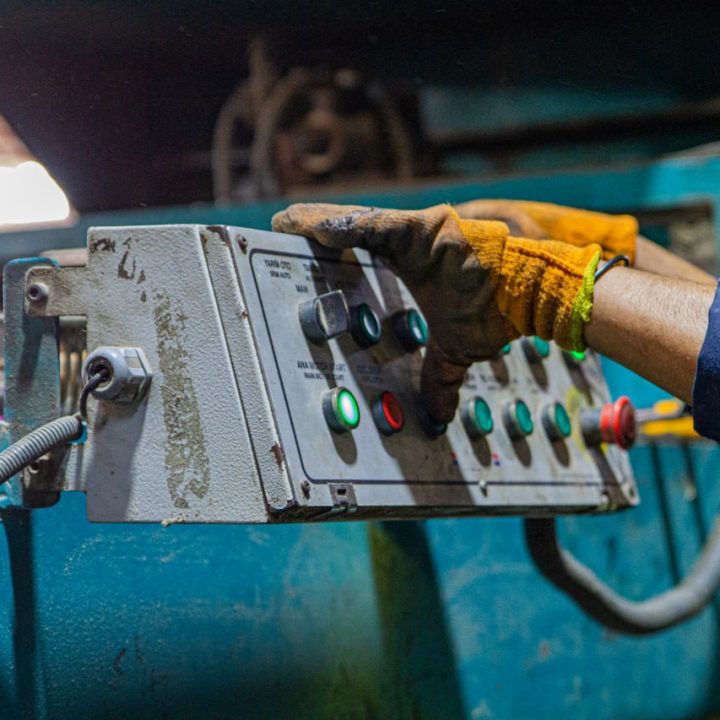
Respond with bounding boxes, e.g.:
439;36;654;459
3;0;720;212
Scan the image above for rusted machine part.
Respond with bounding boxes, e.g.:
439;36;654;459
212;39;277;204
59;318;87;417
213;50;415;202
250;69;414;198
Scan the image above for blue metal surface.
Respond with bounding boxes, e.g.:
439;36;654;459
1;258;60;509
1;155;720;718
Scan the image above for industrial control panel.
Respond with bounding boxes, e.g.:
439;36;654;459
23;224;637;523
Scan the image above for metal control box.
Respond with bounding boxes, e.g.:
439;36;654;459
25;224;637;523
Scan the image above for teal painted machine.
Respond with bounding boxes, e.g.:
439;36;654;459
1;154;720;719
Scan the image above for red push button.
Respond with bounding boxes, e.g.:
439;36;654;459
372;391;405;435
581;396;636;450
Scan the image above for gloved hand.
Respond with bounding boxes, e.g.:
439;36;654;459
273;203;601;422
455;199;638;263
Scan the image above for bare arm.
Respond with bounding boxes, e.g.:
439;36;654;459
634;236;716;285
585;268;716;404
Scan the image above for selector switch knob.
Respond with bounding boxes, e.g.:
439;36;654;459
393;309;428;352
462;396;494;439
541;401;572;441
504;399;534;440
581;396;636;449
299;290;350;344
522;336;551;364
350;303;382;348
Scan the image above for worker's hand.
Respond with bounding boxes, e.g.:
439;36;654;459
456;198;638;263
273;203;516;423
273;203;602;423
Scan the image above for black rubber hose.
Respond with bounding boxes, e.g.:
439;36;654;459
525;517;720;635
0;415;83;485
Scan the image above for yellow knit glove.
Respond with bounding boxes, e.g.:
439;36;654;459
272;203;601;421
455;199;638;264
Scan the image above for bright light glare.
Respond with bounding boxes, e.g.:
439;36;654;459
0;161;70;227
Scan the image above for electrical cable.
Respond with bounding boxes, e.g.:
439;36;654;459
525;516;720;635
78;371;107;421
0;371;107;487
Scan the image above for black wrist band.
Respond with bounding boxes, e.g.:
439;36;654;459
594;254;630;283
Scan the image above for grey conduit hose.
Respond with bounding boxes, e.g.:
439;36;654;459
525;517;720;635
0;415;83;485
0;371;103;488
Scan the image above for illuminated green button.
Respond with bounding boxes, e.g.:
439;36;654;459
393;308;428;351
542;401;572;441
566;349;586;362
350;303;382;347
504;399;534;440
533;337;550;358
522;336;550;364
462;396;494;439
322;387;360;433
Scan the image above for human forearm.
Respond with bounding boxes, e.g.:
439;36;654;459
634;236;716;285
584;268;715;403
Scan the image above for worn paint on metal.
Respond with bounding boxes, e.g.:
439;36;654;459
153;290;211;507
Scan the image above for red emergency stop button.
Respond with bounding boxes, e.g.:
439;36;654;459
372;391;405;435
581;396;636;449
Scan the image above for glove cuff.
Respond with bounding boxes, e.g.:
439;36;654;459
497;237;601;351
459;211;601;352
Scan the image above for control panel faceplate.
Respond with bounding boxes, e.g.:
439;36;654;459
230;227;636;517
31;223;637;522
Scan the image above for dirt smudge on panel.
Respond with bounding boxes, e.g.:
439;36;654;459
118;238;137;279
112;647;127;675
153;290;210;508
89;237;116;253
270;442;285;469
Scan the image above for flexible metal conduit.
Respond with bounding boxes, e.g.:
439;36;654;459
525;517;720;635
0;415;82;485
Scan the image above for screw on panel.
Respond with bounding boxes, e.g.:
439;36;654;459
237;235;248;253
26;456;49;476
301;480;311;499
26;282;48;303
479;480;489;496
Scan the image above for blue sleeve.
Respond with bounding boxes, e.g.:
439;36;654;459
693;280;720;441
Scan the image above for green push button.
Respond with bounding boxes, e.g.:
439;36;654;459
500;343;512;356
554;403;572;437
504;399;534;440
567;349;586;362
543;401;571;441
322;387;361;433
462;396;494;439
522;336;550;364
393;308;428;351
350;303;382;347
533;337;550;358
407;309;428;345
